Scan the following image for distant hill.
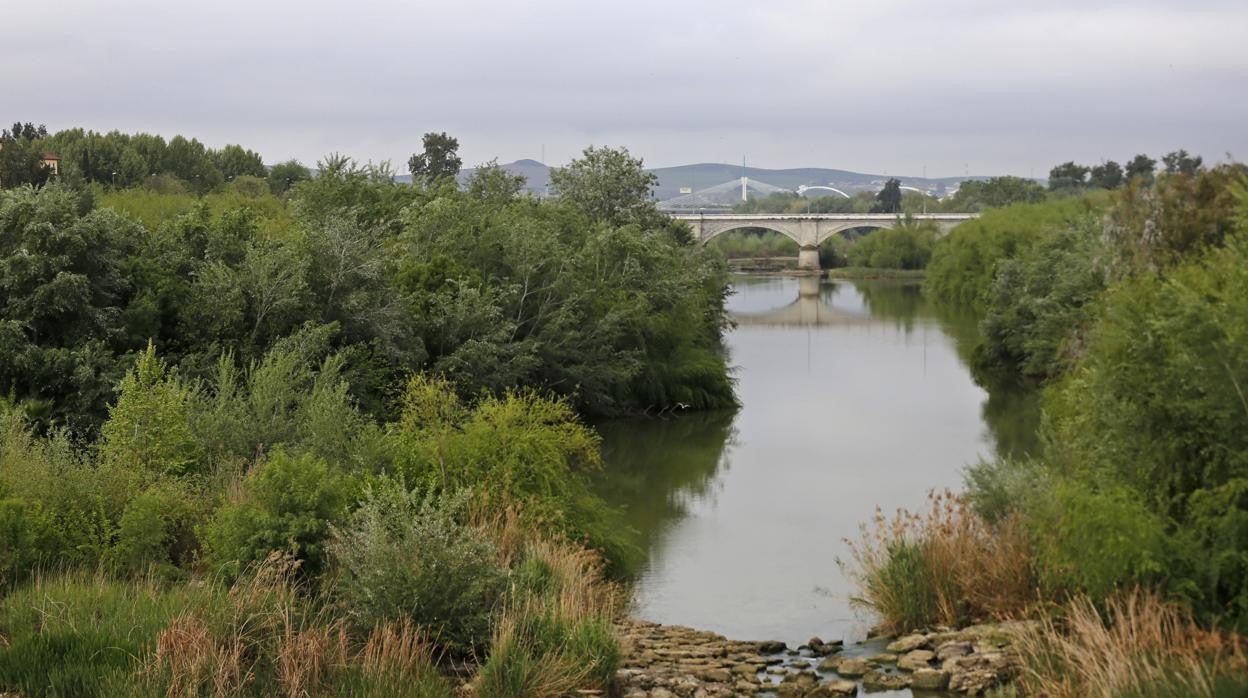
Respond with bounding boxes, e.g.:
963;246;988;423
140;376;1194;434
418;160;997;203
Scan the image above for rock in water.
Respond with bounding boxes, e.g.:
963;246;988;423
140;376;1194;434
897;649;936;672
911;668;951;691
885;633;929;653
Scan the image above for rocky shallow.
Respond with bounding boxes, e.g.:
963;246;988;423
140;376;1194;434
616;618;1035;697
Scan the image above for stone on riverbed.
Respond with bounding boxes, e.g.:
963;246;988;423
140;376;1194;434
936;640;974;661
807;680;858;696
897;649;936;672
885;633;929;653
866;652;898;665
831;657;870;678
758;640;788;654
910;668;951;691
862;669;912;691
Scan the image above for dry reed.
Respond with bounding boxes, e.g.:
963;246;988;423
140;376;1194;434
1013;588;1246;697
846;489;1037;634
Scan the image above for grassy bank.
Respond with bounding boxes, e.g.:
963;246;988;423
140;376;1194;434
848;164;1248;695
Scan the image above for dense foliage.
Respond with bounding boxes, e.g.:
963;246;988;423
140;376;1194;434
846;222;936;270
0;152;733;434
923;196;1105;309
0;130;732;694
860;162;1248;643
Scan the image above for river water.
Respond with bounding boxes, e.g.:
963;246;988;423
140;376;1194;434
595;275;1038;646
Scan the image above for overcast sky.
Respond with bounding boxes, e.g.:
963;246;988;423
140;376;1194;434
7;0;1247;177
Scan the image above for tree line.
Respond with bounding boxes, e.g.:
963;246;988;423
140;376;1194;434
0;128;736;695
0;120;311;195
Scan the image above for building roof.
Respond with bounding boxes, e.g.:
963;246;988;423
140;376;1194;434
41;153;60;161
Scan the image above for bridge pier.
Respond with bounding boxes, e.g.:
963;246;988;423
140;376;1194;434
797;246;820;271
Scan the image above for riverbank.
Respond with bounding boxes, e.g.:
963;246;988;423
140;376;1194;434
616;617;1028;696
824;267;926;280
723;263;927;279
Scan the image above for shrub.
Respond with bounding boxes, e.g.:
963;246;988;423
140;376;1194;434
1029;482;1169;601
963;457;1048;525
100;343;203;476
107;480;207;576
202;451;350;580
328;483;506;655
0;498;58;587
846;491;1036;634
978;216;1105;379
1043;227;1248;626
391;376;639;573
848;223;936;270
925;197;1101;308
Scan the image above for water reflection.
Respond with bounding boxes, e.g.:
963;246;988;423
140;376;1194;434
595;276;1040;644
594;411;737;569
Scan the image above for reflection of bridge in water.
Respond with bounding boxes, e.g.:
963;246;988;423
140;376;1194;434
729;276;876;328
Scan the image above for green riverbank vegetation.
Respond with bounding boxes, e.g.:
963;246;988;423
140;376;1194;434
849;162;1248;695
0;127;736;695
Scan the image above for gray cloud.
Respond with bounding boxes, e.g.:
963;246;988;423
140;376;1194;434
6;0;1246;176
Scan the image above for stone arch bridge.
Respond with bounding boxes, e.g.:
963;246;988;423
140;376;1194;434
671;213;977;269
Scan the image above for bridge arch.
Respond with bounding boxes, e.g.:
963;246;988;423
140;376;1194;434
699;221;805;247
796;185;851;198
814;221;897;246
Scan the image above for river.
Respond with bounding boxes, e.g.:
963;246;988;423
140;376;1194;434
595;274;1039;647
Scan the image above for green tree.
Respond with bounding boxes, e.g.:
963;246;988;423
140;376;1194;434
1125;154;1156;185
1088;160;1124;189
212;144;266;181
267;159;310;195
871;178;902;213
0;123;52;189
1163;149;1203;175
202;451;349;579
979;217;1105;379
548;146;658;226
466;160;526;203
949;176;1047;210
1048;161;1089;191
100;344;202;475
407;131;462;186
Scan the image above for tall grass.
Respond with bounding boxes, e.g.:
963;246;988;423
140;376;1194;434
476;538;621;697
846;490;1037;635
1013;589;1247;698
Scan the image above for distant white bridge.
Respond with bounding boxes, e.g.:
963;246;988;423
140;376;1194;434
671;213;978;269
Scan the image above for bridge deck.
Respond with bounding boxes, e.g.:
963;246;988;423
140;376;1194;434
670;212;976;221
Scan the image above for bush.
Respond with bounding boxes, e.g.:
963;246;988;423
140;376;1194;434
925;197;1102;308
100;342;203;475
0;498;58;587
202;451;350;580
1029;482;1169;601
328;484;506;655
1044;228;1248;626
847;491;1036;635
107;480;207;576
978;216;1105;380
392;376;639;573
848;223;937;270
963;457;1049;525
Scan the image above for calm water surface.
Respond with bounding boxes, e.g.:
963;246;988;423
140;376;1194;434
596;275;1037;646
